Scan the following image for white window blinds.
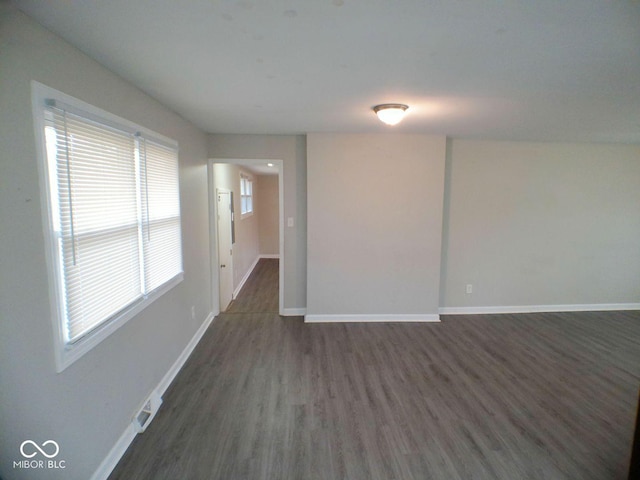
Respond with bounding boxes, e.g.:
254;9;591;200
139;139;183;292
44;103;182;344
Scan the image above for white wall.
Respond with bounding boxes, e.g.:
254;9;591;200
212;163;260;290
306;134;446;318
257;175;279;256
209;134;307;313
0;7;212;479
441;139;640;310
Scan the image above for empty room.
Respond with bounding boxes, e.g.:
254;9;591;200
1;2;639;480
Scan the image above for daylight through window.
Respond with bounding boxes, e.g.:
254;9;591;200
240;173;253;216
41;95;183;357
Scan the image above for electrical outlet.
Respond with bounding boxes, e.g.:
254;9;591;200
191;306;195;320
466;284;473;294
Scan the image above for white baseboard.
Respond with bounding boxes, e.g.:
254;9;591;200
233;255;280;299
91;311;215;480
438;303;640;315
304;314;440;323
156;311;215;396
233;257;260;299
89;424;136;480
282;307;306;316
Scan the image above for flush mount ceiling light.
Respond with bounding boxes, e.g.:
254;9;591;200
373;104;409;125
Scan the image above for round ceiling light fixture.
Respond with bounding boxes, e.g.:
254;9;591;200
373;103;409;126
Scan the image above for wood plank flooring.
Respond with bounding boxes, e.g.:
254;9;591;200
109;262;640;479
226;259;279;314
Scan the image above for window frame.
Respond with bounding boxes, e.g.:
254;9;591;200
240;172;254;218
32;81;183;372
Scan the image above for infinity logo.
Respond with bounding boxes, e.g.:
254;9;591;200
20;440;59;459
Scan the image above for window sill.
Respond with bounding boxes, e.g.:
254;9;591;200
54;273;184;373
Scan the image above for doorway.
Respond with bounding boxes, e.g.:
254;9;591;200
216;189;234;311
209;159;284;316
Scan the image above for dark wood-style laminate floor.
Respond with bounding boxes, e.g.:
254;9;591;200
226;259;279;314
110;261;640;479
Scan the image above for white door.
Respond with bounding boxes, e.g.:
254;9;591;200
217;190;233;311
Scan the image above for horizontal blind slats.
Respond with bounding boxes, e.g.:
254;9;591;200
61;226;142;341
45;104;182;345
141;140;182;292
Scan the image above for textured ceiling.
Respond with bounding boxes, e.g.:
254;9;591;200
14;0;640;143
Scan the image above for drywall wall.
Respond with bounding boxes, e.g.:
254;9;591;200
257;175;279;255
212;163;260;290
0;6;211;479
306;133;446;318
208;134;307;313
441;139;640;309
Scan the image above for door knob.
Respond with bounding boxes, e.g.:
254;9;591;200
220;264;226;268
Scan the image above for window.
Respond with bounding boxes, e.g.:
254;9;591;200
240;173;253;217
33;83;183;371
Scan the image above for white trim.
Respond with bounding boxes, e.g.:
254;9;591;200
90;311;215;480
32;81;184;372
233;256;260;299
277;162;285;317
58;274;183;372
32;81;177;148
33;81;68;372
89;423;137;480
438;303;640;315
207;164;220;316
260;253;280;259
215;188;234;310
233;254;281;299
156;311;215;395
210;158;285;316
304;314;440;323
282;308;306;316
239;171;254;218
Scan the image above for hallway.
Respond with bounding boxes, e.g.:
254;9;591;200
226;258;279;314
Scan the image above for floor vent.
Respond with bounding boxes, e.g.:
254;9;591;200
132;391;162;433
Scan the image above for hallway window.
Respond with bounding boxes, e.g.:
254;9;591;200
34;83;183;371
240;172;253;217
